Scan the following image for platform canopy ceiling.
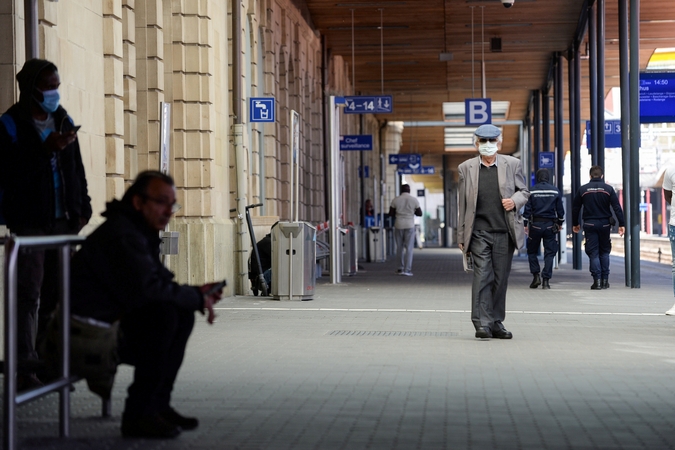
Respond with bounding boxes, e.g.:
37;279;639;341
304;0;675;189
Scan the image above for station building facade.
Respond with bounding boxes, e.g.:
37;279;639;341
0;0;403;294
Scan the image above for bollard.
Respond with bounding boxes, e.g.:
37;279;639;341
658;248;662;263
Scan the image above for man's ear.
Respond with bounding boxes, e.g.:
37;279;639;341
131;194;144;211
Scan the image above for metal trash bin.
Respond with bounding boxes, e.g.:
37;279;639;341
368;226;385;262
342;224;357;276
271;221;316;300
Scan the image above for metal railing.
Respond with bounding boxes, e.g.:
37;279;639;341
2;234;109;450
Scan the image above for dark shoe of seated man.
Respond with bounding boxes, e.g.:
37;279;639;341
160;407;199;430
121;413;181;439
541;278;550;289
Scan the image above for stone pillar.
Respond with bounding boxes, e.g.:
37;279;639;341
103;0;126;199
122;0;138;192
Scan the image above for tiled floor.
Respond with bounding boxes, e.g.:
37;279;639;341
4;247;675;449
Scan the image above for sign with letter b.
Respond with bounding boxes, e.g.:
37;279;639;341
465;98;492;125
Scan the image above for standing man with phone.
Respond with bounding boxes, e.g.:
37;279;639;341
0;59;91;391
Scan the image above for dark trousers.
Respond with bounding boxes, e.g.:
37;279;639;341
15;220;77;371
469;230;515;331
119;303;195;419
583;220;612;279
526;221;558;280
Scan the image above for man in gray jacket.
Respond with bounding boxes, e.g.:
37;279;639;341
457;124;529;339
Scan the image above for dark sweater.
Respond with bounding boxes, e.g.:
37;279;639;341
71;200;203;324
474;164;508;233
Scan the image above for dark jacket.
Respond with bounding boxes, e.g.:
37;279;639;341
0;59;91;231
70;200;204;324
572;177;625;227
523;172;564;226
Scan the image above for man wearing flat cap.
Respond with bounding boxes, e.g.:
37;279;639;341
457;124;529;339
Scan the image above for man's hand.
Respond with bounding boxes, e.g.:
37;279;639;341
458;243;464;251
524;226;529;235
618;226;625;237
44;131;76;152
199;282;225;324
573;225;580;233
502;198;515;211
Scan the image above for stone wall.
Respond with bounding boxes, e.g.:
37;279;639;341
0;0;360;296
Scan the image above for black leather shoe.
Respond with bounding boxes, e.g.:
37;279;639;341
541;279;550;289
601;279;609;289
529;274;541;289
493;329;513;339
590;279;602;290
160;407;199;431
475;327;492;339
121;414;181;439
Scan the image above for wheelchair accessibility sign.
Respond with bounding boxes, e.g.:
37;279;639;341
250;98;275;123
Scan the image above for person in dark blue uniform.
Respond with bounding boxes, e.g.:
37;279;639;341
572;165;625;290
524;169;564;289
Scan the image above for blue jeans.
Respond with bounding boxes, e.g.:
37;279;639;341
669;225;675;297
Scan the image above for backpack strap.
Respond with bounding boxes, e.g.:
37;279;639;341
0;113;18;143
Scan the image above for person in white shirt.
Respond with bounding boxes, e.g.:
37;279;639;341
389;184;422;276
662;165;675;315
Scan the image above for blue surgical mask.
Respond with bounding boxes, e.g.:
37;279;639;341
36;89;60;113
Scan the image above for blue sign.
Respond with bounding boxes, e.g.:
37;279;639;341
465;98;492;125
539;152;555;169
340;135;373;151
639;203;649;212
344;95;393;114
398;166;435;175
586;119;622;149
640;72;675;124
417;189;425;197
358;165;370;178
250;98;275;122
388;154;421;165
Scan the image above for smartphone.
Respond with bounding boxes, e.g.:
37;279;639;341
205;279;227;296
71;125;82;133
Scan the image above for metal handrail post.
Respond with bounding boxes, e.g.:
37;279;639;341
3;235;85;449
58;244;71;437
4;237;19;450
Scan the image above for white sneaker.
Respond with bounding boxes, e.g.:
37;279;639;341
395;269;403;275
666;303;675;315
402;272;413;277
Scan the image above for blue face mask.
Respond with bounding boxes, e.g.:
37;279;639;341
36;89;60;113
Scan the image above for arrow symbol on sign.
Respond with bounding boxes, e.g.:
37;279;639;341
409;163;420;170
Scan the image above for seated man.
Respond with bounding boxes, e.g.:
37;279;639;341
70;171;224;439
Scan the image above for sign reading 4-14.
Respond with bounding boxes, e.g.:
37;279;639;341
344;95;393;114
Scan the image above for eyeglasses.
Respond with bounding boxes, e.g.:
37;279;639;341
142;195;182;213
478;138;499;144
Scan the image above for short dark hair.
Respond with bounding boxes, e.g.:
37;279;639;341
589;165;603;178
122;171;175;205
401;184;411;193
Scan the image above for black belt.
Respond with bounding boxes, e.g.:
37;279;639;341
531;217;555;223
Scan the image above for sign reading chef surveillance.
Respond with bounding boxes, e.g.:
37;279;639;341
340;135;373;151
465;98;492;125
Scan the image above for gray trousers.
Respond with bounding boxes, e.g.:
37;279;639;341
469;230;515;331
15;219;77;372
395;227;415;273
